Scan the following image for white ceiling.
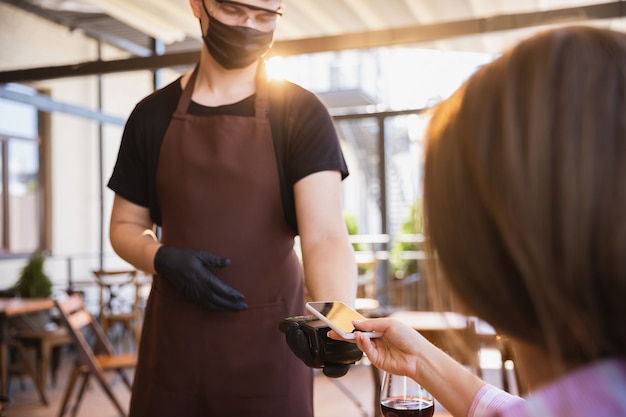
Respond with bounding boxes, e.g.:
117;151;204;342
65;0;626;55
23;0;626;56
2;0;626;84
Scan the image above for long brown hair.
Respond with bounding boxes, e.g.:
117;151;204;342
423;26;626;368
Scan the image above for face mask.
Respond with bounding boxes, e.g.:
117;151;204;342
201;12;274;70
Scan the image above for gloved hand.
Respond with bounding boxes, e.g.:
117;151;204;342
154;245;247;311
279;315;363;378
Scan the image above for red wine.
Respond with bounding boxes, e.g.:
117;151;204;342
381;396;435;417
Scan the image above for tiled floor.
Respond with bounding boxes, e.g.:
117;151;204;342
2;335;514;417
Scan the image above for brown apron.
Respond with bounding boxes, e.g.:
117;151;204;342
128;63;313;417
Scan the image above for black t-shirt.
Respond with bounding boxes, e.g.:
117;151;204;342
107;77;348;233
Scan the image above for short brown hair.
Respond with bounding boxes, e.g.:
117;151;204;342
423;26;626;368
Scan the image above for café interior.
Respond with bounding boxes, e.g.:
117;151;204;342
0;0;624;416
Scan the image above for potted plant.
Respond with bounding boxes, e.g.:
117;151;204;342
11;251;54;330
13;251;53;299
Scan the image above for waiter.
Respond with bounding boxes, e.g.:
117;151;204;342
107;0;358;416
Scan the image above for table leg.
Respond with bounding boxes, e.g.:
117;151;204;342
0;316;9;404
371;364;381;417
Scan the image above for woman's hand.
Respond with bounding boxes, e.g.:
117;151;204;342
330;317;490;417
329;318;428;380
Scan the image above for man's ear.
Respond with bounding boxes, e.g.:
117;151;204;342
189;0;203;19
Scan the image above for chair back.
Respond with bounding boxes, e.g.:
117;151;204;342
55;294;117;374
92;269;148;348
55;294;136;417
92;269;138;317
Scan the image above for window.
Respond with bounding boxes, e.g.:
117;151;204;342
0;85;48;256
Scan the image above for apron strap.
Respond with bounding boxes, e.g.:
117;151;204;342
255;60;270;121
176;64;199;114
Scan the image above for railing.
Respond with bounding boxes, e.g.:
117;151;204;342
0;234;428;313
0;252;135;315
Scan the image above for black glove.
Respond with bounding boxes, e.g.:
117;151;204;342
279;315;363;378
154;245;247;311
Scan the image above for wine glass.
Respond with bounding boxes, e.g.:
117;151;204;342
380;371;435;417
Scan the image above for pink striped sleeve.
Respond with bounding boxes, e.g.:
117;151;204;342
467;385;523;417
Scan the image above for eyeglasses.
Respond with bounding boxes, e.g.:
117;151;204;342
213;0;283;32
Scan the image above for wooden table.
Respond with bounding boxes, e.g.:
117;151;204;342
387;311;524;394
387;311;497;375
388;311;496;335
0;297;54;403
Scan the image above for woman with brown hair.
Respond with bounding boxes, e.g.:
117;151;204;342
342;26;626;417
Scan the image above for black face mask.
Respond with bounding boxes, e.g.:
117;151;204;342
200;9;274;70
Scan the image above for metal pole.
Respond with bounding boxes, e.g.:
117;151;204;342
376;115;389;305
97;41;104;270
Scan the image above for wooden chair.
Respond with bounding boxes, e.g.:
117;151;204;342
54;294;137;417
7;338;49;405
5;294;73;401
495;336;526;396
12;323;73;390
92;269;141;347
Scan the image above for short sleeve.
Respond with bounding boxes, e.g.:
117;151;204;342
107;78;181;224
107;105;150;207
